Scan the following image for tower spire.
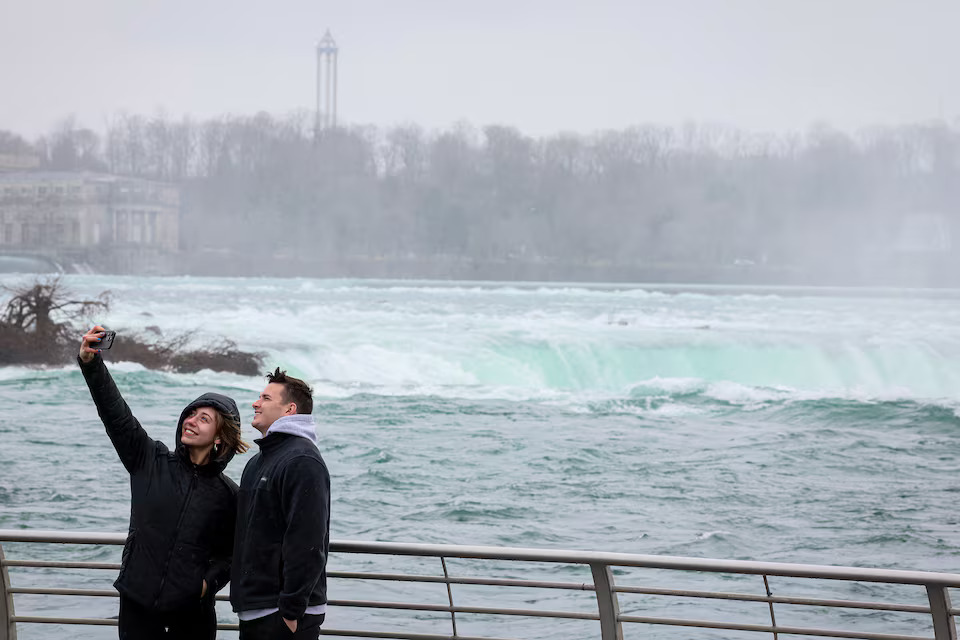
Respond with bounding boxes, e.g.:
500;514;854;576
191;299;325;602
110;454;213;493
316;30;339;138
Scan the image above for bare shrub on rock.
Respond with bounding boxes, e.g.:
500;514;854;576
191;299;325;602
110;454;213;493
0;278;262;375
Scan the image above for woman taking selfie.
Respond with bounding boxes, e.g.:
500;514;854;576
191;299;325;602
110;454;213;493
78;325;249;639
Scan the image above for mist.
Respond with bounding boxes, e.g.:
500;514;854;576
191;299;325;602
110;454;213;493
1;114;958;286
1;1;959;286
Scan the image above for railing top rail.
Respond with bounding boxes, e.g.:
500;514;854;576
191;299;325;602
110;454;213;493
2;529;958;587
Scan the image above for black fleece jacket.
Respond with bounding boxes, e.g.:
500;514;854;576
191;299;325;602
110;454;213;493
230;431;330;620
79;354;240;612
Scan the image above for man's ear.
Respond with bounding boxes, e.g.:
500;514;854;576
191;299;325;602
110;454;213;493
286;403;298;416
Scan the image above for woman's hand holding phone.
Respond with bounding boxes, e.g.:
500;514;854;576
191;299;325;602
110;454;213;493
79;326;107;363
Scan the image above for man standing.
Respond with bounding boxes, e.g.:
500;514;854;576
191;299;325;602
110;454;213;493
231;368;330;639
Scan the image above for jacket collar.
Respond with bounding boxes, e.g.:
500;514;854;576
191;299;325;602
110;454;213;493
176;447;225;476
254;431;298;451
265;414;318;443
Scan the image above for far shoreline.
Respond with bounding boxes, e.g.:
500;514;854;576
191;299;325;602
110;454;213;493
3;268;960;301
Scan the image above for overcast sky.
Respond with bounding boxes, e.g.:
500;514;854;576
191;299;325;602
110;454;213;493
2;0;958;139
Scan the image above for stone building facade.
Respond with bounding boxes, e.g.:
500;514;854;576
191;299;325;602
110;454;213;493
0;172;179;264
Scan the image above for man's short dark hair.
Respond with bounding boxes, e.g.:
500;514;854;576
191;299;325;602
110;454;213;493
266;367;313;415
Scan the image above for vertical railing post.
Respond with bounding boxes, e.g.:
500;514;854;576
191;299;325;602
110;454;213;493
0;543;16;640
590;563;623;640
927;584;958;640
440;557;458;638
762;575;778;640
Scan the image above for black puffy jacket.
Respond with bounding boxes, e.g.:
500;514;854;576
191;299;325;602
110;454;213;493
79;354;240;612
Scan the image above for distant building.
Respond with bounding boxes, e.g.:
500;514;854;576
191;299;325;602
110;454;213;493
0;172;179;254
0;153;41;172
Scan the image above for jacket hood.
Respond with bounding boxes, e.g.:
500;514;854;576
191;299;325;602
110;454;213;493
176;392;241;471
264;414;318;444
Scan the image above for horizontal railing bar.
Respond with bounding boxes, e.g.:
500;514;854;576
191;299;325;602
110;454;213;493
330;599;599;620
9;586;232;602
13;617;242;631
447;606;597;621
332;570;594;591
0;616;515;640
10;577;928;614
7;594;585;622
334;543;960;588
10;588;591;610
318;631;517;640
5;575;933;615
3;529;959;587
3;560;121;570
331;571;446;583
320;630;518;640
14;588;928;628
7;564;592;592
448;576;594;591
617;585;932;613
11;587;117;597
617;614;931;640
10;586;932;626
6;569;928;614
12;613;933;640
0;531;126;545
12;616;118;626
12;617;526;640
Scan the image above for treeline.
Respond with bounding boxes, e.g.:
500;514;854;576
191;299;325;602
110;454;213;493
3;113;960;281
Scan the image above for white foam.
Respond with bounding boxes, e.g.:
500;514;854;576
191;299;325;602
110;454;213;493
696;531;731;540
704;381;793;407
32;275;960;405
0;364;75;381
630;377;707;395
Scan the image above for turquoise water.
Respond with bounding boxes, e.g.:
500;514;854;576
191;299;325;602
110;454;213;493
1;276;959;638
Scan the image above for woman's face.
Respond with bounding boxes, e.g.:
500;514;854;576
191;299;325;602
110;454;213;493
180;407;219;449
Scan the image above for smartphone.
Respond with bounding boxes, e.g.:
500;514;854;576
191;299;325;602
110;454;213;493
98;330;116;350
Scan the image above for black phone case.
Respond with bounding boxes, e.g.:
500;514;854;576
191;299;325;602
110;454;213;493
99;331;116;350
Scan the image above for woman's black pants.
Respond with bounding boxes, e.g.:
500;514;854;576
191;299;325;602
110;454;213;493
118;595;217;640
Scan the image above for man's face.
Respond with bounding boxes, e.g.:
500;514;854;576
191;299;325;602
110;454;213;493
252;382;294;434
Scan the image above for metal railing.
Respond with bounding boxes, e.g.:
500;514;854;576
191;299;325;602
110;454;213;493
0;529;957;640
